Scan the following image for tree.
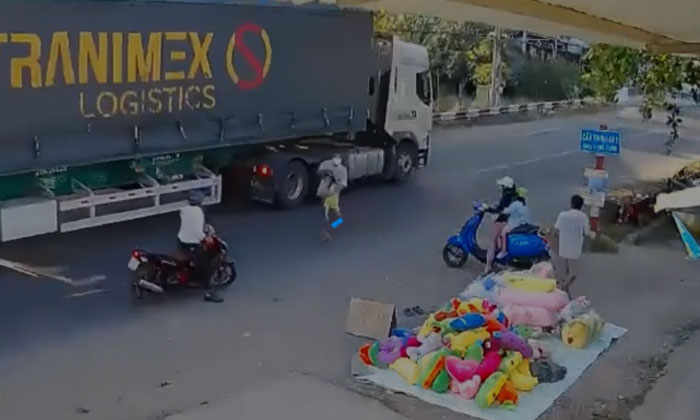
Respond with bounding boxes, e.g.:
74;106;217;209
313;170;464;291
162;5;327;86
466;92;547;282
581;44;696;114
511;59;581;101
581;44;700;154
373;11;487;100
466;36;509;86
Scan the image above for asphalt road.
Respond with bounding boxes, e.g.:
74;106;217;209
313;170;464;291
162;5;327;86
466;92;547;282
1;107;699;419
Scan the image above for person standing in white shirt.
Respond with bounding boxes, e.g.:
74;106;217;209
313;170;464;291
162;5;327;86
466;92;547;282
552;194;594;297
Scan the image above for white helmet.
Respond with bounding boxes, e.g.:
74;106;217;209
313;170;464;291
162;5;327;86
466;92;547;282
496;176;514;189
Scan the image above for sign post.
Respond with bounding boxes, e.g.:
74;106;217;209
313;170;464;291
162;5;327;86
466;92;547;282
579;125;621;232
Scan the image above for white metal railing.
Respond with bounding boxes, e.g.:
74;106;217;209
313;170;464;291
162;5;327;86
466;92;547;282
58;167;221;233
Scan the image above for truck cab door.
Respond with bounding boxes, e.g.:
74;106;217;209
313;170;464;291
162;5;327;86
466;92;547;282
384;38;432;167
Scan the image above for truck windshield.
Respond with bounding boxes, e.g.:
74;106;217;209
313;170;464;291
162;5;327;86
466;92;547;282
416;71;432;106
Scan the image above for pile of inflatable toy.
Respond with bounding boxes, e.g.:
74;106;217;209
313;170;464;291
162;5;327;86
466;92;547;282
357;263;606;410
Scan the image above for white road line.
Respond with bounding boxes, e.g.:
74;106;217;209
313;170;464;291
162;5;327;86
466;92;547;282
527;127;561;136
65;289;108;299
638;130;667;136
472;164;509;175
0;258;106;287
0;259;41;278
472;149;578;175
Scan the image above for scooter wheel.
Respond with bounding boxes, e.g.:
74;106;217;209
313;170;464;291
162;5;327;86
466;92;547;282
442;244;468;268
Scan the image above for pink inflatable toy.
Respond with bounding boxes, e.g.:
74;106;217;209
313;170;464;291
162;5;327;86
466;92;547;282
504;304;557;328
475;350;502;381
450;375;482;399
445;356;479;383
400;336;421;358
497;288;569;312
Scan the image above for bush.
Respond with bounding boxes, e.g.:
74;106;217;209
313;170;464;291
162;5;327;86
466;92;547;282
510;59;582;101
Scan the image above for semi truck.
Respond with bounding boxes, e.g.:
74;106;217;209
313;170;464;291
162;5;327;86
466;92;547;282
0;0;433;242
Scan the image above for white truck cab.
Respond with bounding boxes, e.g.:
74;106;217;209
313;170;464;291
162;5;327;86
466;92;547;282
385;37;432;166
374;36;433;178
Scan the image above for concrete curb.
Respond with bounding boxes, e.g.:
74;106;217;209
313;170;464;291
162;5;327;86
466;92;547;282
433;99;591;123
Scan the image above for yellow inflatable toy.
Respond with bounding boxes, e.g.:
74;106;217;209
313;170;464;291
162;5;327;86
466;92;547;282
445;328;491;357
498;351;523;373
390;357;419;385
562;311;605;349
503;273;557;293
418;314;440;338
509;359;538;391
457;298;487;315
475;372;507;409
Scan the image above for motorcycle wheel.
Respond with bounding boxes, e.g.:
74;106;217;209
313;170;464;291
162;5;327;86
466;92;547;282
211;260;237;287
442;244;468;268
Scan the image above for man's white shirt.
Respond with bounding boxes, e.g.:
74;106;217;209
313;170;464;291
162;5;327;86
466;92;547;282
178;205;206;244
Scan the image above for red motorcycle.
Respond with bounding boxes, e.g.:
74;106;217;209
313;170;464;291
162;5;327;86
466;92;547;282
128;225;236;299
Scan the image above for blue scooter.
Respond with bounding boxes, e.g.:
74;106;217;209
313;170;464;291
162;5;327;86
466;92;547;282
442;202;550;269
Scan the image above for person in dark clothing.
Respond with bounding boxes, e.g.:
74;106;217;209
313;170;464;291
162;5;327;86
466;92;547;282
483;176;518;274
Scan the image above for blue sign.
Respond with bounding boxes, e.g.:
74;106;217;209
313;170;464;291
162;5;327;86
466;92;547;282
580;129;621;155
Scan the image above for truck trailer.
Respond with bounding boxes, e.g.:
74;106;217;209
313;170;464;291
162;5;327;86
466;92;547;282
0;0;433;242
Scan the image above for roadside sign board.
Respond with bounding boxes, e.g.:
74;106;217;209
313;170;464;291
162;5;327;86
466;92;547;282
578;187;606;208
580;129;621;155
584;168;609;192
584;168;609;178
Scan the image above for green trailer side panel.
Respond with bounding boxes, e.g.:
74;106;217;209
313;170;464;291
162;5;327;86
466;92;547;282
0;151;233;201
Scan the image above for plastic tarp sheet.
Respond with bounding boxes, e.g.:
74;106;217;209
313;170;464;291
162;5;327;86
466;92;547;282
354;323;627;420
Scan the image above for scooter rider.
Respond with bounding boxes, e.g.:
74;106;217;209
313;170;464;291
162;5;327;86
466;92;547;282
178;190;222;303
483;176;518;274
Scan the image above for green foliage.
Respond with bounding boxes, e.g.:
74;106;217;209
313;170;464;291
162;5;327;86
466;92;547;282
581;44;699;113
511;59;581;100
373;11;486;81
466;38;503;85
581;45;641;102
638;54;686;108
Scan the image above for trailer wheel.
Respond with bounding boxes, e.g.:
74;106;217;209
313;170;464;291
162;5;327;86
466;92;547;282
275;160;309;209
393;142;417;182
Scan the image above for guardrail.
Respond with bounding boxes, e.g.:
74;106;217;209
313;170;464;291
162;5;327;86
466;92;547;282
433;99;588;122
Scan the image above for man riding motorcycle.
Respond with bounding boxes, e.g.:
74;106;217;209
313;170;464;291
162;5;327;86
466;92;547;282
178;191;222;303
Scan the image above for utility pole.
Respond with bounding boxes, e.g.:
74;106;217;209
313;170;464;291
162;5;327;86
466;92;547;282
490;26;502;108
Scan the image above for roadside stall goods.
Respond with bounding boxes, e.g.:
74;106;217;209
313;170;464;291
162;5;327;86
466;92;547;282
356;263;606;411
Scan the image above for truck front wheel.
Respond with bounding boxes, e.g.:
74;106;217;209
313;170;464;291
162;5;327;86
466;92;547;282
275;160;309;209
393;142;418;182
